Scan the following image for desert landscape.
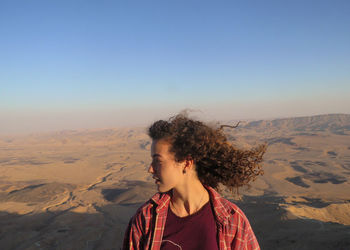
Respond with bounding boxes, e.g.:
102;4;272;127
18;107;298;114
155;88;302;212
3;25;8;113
0;113;350;250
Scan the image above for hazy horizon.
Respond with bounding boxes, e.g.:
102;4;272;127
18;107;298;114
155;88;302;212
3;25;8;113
1;110;349;136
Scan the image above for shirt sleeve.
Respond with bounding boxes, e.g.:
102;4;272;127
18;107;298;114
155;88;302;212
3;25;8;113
230;212;260;250
122;213;144;250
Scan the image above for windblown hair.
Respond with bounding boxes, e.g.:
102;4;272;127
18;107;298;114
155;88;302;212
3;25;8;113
148;114;266;190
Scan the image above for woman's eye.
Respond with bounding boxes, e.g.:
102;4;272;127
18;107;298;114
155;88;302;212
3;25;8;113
153;159;162;166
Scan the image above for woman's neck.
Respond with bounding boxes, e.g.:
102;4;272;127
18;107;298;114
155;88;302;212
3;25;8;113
170;180;209;217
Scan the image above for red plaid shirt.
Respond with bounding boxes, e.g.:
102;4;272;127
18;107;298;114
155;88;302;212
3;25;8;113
123;186;260;250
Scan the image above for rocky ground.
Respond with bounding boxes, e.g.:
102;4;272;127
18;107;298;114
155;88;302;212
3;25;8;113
0;114;349;249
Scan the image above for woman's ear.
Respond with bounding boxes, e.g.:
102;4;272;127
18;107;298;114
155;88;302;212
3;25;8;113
184;156;194;171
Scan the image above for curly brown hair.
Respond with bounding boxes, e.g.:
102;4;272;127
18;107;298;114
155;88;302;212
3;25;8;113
148;114;266;190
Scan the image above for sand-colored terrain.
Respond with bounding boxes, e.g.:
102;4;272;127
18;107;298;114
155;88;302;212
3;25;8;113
0;114;350;249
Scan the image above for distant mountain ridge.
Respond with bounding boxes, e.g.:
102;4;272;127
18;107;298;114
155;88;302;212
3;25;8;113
242;114;350;134
2;114;350;139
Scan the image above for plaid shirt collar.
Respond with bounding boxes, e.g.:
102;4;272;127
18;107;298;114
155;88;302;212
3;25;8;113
150;191;171;214
150;185;229;225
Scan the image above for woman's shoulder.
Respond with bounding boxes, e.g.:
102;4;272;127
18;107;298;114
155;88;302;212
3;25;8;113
206;186;250;222
219;196;247;219
132;191;171;218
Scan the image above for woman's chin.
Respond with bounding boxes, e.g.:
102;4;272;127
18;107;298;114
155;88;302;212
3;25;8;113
157;184;171;193
157;186;165;193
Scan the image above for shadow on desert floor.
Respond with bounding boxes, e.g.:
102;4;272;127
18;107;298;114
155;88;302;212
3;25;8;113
1;194;350;250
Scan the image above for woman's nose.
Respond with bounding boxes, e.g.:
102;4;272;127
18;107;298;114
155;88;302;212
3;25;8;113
148;164;154;174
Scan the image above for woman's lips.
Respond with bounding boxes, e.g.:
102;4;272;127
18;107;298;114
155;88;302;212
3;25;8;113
153;176;160;184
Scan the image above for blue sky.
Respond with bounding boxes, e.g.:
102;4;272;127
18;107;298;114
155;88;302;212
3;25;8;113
1;0;350;134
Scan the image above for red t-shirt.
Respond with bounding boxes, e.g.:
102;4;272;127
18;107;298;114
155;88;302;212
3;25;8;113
161;201;219;250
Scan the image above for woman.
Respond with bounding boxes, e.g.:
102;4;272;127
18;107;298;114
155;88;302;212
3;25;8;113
123;114;266;249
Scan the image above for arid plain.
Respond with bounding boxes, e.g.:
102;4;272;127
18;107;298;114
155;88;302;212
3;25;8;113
0;114;350;250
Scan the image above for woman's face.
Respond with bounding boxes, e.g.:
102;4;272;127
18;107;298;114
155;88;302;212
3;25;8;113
148;139;184;193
